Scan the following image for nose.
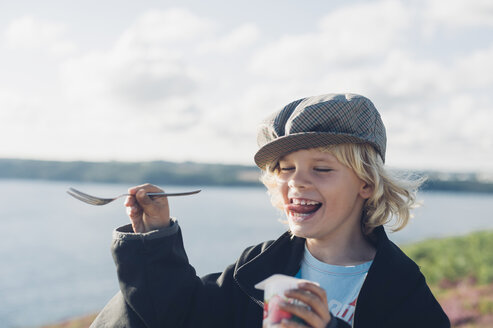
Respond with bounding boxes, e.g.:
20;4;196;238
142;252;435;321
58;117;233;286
287;169;311;190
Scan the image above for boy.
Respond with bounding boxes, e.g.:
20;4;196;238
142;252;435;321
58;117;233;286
91;93;450;327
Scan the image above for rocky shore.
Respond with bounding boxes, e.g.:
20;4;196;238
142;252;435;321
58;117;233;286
41;314;97;328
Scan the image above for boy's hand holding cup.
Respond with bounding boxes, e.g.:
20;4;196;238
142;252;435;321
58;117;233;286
256;274;332;327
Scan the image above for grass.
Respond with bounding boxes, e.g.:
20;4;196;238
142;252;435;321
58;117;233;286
403;230;493;288
403;230;493;327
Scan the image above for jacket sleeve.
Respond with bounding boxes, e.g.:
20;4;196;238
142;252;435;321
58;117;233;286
90;220;237;328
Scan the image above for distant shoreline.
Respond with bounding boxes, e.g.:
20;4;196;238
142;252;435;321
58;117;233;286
2;158;493;193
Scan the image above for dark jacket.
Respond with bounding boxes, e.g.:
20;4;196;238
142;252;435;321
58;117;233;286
91;222;450;328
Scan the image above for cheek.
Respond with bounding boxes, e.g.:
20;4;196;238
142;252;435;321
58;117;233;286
267;177;287;210
275;177;289;197
279;186;289;205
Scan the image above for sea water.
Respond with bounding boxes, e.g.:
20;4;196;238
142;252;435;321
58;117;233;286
0;179;492;327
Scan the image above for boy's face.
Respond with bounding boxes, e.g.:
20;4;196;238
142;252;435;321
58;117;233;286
276;148;371;244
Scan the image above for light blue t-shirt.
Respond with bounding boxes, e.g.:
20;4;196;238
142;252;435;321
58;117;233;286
296;246;372;325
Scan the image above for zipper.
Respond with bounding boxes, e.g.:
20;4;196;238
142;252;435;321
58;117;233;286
234;276;264;308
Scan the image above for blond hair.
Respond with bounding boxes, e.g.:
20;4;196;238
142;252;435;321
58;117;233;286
260;143;425;235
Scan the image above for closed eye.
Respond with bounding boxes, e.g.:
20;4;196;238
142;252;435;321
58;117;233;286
279;167;295;172
314;168;332;172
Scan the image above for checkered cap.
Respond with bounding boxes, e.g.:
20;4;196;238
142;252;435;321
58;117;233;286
254;93;386;170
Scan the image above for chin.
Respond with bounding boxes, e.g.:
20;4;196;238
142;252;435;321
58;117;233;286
288;223;314;239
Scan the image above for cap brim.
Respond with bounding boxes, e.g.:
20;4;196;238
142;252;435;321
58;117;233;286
254;132;369;170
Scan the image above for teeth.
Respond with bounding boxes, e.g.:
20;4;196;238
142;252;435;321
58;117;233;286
291;199;320;205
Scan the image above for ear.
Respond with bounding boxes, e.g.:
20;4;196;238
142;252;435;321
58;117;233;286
359;182;373;199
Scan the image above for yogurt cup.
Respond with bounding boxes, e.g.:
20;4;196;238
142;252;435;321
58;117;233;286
255;274;318;327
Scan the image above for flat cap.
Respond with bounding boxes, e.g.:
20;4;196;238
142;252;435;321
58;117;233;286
254;93;386;170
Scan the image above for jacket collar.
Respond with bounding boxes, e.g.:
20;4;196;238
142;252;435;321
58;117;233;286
354;226;421;324
233;226;421;315
233;231;305;304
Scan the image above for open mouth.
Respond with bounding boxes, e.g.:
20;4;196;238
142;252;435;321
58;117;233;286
286;198;322;221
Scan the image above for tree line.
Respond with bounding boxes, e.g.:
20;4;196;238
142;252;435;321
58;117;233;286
1;158;492;193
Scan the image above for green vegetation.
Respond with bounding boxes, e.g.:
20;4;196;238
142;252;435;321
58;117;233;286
404;231;493;327
403;231;493;328
422;172;493;193
404;230;493;286
0;158;260;186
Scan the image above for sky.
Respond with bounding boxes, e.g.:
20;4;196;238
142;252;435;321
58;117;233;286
1;0;492;172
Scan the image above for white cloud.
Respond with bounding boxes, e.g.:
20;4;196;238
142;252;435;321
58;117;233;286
198;23;260;54
453;44;493;88
424;0;493;28
250;0;411;78
4;15;77;56
382;88;493;170
55;8;262;163
118;8;214;45
3;2;492;171
241;0;493;171
317;0;411;55
60;9;209;113
0;89;76;159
